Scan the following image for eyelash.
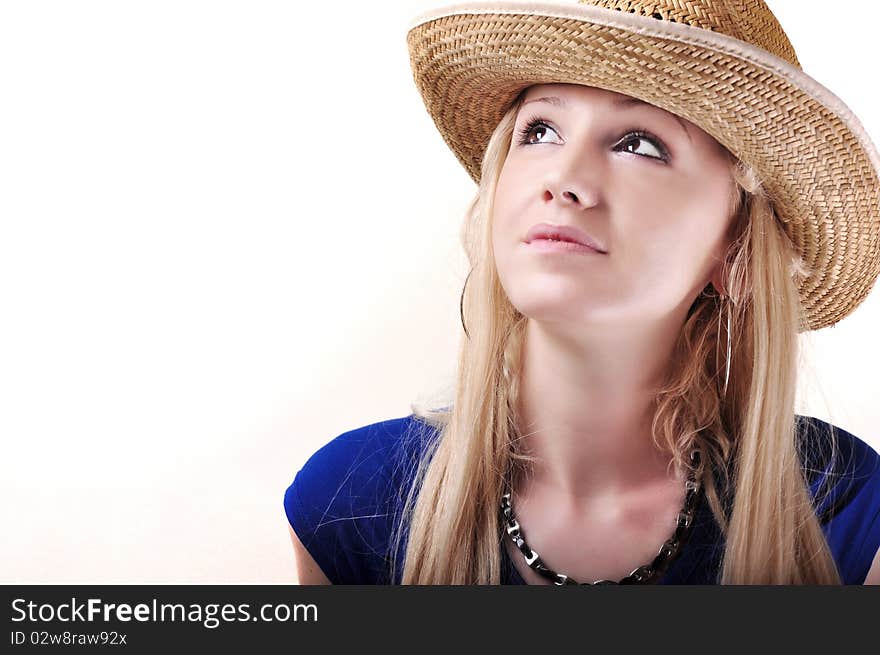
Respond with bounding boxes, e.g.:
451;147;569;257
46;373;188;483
515;115;671;162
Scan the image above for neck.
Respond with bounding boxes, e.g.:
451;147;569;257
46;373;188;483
515;316;684;499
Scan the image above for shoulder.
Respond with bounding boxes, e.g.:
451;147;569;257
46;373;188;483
287;413;440;501
796;415;880;502
796;415;880;584
283;413;441;584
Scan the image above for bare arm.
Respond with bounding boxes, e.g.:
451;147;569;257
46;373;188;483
863;544;880;585
288;524;332;585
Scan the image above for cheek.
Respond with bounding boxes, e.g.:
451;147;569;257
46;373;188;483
491;168;521;243
641;165;730;229
494;163;517;214
621;175;730;260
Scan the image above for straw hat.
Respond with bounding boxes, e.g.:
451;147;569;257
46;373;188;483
406;0;880;332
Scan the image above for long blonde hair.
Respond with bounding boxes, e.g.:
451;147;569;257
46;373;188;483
390;89;842;584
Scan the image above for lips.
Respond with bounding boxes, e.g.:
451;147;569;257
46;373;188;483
524;222;607;253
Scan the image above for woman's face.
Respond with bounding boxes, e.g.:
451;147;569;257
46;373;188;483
492;83;735;329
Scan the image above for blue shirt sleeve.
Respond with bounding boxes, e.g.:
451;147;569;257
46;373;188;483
801;416;880;584
283;415;432;584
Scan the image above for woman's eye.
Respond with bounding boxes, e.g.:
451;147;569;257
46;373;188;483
517;119;560;145
616;133;667;161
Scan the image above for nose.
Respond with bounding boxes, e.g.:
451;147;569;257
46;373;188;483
541;150;601;210
547;188;597;207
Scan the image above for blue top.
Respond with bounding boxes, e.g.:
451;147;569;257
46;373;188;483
283;414;880;584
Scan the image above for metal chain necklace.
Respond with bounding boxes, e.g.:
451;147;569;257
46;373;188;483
500;449;703;585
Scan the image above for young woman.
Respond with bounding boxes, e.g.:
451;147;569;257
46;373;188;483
284;0;880;584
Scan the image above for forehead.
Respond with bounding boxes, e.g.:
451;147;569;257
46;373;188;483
521;83;669;115
524;82;629;101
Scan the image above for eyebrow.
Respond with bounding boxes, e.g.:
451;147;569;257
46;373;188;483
521;95;692;143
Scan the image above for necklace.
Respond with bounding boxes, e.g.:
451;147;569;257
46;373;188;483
500;449;703;585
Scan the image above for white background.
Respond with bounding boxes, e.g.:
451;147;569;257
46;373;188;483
1;1;877;583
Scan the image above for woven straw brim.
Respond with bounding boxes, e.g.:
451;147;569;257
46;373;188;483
407;2;880;332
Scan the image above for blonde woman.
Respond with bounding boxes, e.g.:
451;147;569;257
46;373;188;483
284;1;880;584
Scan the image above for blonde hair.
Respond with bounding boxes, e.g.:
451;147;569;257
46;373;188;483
389;89;842;584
